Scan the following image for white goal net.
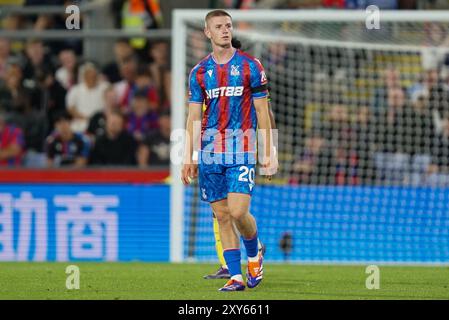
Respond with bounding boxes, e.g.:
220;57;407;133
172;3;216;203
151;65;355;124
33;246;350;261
171;10;449;264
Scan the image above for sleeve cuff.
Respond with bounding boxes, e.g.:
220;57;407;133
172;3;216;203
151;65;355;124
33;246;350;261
188;100;204;105
252;92;268;99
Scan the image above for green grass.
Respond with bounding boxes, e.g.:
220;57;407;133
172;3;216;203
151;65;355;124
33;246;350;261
0;263;448;300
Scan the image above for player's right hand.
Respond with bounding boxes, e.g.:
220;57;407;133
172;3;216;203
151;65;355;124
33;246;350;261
181;163;198;185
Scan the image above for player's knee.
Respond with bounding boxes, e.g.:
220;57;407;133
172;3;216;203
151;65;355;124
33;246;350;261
214;209;231;224
229;208;247;221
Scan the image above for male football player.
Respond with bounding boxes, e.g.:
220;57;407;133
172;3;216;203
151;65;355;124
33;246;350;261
182;9;277;291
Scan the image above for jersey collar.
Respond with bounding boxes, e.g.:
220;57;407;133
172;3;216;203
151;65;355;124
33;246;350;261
210;48;237;66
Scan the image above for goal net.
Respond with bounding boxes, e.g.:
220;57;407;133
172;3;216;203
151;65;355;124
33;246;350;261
171;10;449;264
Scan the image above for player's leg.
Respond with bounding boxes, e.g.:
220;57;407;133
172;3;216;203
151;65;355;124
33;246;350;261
211;199;245;291
227;193;264;288
205;212;265;280
198;161;244;290
203;211;231;279
226;163;264;288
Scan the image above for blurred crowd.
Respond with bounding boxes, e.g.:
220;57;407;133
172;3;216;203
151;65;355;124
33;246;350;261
0;36;171;168
287;55;449;187
0;0;171;168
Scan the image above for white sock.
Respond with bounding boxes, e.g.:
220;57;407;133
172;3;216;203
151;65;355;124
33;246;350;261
231;274;243;283
248;255;259;263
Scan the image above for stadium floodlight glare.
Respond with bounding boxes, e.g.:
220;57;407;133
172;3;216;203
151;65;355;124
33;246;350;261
171;10;449;264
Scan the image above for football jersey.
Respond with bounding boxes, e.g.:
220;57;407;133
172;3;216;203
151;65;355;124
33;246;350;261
188;49;268;154
0;125;24;166
45;132;90;166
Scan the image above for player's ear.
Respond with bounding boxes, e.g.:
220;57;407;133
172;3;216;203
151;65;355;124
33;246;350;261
204;25;211;40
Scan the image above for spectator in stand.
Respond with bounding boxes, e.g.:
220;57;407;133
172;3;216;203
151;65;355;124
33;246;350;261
1;14;26;55
0;38;12;81
372;67;404;114
87;86;120;139
21;68;63;168
55;48;78;90
66;62;109;133
89;110;137;166
25;0;82;55
137;111;170;167
114;55;139;113
400;89;435;185
118;0;163;54
354;106;377;184
45;111;90;168
407;69;438;103
148;40;171;109
0;61;48;168
102;39;135;84
429;68;449;128
135;69;159;111
428;118;449;186
373;84;406;148
34;68;67;135
289;131;331;185
21;39;54;89
322;104;359;185
0;62;32;116
0;111;24;167
126;89;159;143
374;86;409;185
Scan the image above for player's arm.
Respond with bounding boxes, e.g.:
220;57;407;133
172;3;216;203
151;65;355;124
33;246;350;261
267;94;276;130
181;67;204;185
254;97;277;177
181;103;202;185
250;59;277;177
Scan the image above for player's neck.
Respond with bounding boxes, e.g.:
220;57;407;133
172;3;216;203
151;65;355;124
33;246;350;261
211;46;236;65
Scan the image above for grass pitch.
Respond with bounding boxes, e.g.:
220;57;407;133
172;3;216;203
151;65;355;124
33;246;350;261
0;263;448;300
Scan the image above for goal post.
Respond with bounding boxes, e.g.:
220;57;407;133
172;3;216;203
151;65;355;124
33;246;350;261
171;9;449;264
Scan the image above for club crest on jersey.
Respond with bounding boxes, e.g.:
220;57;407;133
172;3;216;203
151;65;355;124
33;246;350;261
231;65;240;76
205;86;244;99
207;69;213;77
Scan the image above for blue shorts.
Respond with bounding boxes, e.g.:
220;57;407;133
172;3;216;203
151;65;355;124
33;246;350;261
198;152;256;202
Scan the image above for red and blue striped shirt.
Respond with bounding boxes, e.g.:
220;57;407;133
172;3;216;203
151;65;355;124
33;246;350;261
0;125;24;166
188;49;268;154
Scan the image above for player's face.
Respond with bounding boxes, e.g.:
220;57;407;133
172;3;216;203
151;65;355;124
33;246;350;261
205;16;233;48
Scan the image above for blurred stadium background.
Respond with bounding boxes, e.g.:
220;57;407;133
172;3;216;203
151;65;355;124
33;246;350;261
1;0;449;299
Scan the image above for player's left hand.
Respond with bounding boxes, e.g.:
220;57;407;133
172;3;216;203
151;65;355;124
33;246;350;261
260;156;278;181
